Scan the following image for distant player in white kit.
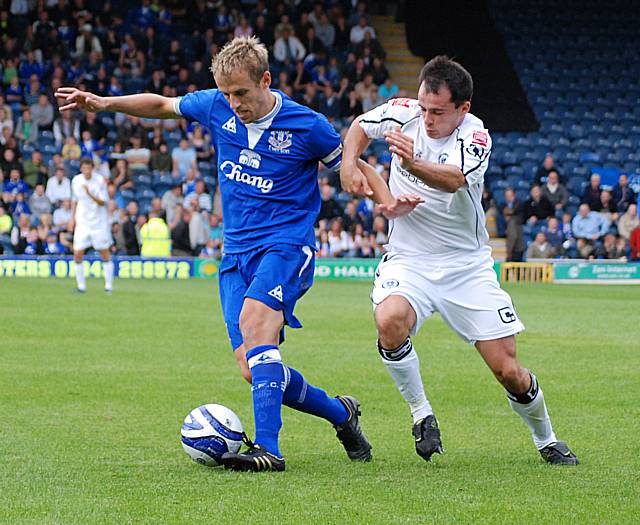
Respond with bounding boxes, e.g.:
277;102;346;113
71;157;114;293
341;56;578;465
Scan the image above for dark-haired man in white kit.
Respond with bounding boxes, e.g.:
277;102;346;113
341;55;578;465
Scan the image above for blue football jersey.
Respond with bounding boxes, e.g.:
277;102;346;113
174;90;342;253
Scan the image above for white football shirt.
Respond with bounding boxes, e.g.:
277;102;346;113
71;173;109;229
358;98;492;256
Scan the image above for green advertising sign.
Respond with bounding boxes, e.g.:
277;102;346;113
314;258;378;280
554;262;640;284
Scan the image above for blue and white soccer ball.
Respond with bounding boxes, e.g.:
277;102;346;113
180;404;244;466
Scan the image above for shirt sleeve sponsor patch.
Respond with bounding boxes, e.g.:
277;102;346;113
471;130;488;147
389;97;413;107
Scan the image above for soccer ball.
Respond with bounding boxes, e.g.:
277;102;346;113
180;404;244;466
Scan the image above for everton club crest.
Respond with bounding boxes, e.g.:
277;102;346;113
268;130;292;153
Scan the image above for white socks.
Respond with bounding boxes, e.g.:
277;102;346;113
75;260;114;292
507;373;557;449
104;261;114;291
75;262;86;291
378;338;433;423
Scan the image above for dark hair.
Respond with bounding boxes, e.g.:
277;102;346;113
80;157;93;167
418;55;473;107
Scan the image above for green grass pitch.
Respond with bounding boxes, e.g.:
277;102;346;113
1;277;638;524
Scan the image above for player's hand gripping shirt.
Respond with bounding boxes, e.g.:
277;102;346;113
359;98;492;255
71;173;109;228
175;90;342;253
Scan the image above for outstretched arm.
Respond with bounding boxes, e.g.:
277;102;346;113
55;88;178;119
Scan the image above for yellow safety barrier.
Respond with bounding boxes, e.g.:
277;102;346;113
500;262;554;284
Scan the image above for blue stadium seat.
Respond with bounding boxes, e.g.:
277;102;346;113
135;188;156;201
120;188;135;203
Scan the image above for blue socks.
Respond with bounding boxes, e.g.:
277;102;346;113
283;366;348;426
247;345;286;457
247;346;349;457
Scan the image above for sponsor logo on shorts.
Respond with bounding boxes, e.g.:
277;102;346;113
498;306;517;324
382;279;399;289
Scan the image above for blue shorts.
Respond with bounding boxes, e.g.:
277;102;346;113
218;243;315;350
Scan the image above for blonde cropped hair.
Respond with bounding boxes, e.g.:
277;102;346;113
210;36;269;84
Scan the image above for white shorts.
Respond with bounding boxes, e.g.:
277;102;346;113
73;224;112;252
371;247;525;344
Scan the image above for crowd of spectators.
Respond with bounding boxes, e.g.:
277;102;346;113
0;1;638;262
484;156;640;261
0;0;402;259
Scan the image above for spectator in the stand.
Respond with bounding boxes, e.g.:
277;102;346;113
598;189;618;224
233;15;253;39
0;205;14;254
581;173;602;211
61;136;81;160
300;82;321;112
80;112;107;146
543;216;565;256
371;215;388;255
630;226;640;260
162;183;183;225
327;217;349;257
599;233;626;260
344;90;364;120
80;129;102;159
541;169;568;212
318;183;343;223
23;150;49;188
150;141;173;173
52;199;73;229
253;16;274;49
535;154;561;184
170;204;192;256
274;27;306;64
342;200;364;232
140;209;171;257
74;24;102;61
125;134;151;171
315;13;335;50
319;84;341;122
302;26;325;56
526;231;554;259
10;214;31;255
523;184;553;224
0;108;12;137
503;187;524;261
15;108;37;144
111;159;134;191
184;180;212;213
350;16;376;45
572;203;609;248
53;109;80;147
189;125;213;162
160;38;182;80
612;174;636;213
3;168;30;205
189;203;208;255
122;200;141;255
1;149;21;176
292;60;312;93
30;93;55;131
43;230;66;255
333;15;350;50
617;203;639;243
172;139;198;178
28;183;52;218
378;76;399;101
